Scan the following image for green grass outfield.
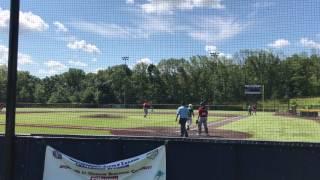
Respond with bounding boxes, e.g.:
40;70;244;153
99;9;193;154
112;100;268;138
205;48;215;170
221;112;320;142
1;108;320;142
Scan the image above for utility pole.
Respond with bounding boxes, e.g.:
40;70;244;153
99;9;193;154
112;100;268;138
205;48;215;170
4;0;20;180
122;56;129;108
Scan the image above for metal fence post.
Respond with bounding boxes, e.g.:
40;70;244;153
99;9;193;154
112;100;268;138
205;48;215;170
4;0;20;179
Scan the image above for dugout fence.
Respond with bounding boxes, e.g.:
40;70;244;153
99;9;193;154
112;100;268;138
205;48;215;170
2;135;320;180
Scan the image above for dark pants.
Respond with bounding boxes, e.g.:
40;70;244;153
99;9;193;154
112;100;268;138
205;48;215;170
179;118;188;137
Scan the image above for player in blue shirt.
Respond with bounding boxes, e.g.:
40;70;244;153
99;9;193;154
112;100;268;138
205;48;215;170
176;102;189;137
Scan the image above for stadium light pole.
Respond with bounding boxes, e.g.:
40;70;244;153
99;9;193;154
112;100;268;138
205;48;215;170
122;56;129;108
4;0;20;179
260;72;265;112
210;51;220;103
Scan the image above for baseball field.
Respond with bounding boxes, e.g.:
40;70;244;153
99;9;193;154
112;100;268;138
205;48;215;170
1;108;320;142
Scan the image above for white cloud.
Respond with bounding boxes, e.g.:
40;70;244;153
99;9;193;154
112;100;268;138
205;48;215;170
18;53;33;65
20;11;49;31
141;0;225;14
0;44;33;66
131;57;153;69
0;8;10;29
71;22;131;38
219;52;233;59
67;40;100;54
44;60;67;69
0;8;48;32
72;16;244;44
41;60;67;76
68;60;88;67
300;38;320;50
137;58;152;65
268;39;290;48
0;45;9;65
126;0;134;4
71;17;173;39
53;21;68;32
187;17;246;43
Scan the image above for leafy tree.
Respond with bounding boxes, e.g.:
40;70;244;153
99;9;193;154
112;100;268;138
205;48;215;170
17;71;39;102
0;50;318;106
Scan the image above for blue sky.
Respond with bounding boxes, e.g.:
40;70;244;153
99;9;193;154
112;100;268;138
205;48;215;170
0;0;320;77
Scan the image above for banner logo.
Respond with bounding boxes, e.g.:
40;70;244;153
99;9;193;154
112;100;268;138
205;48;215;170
43;146;166;180
52;150;62;159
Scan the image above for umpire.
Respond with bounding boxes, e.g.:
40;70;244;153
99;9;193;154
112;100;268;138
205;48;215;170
176;102;189;137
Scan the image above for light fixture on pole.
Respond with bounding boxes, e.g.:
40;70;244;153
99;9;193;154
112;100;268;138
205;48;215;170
210;51;219;59
122;56;129;66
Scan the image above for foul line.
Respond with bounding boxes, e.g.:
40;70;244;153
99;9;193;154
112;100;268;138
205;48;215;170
175;116;246;133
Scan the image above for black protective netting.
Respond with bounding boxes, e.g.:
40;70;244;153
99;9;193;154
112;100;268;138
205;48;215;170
1;0;320;142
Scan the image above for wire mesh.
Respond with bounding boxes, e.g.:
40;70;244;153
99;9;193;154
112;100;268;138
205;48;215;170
1;0;320;142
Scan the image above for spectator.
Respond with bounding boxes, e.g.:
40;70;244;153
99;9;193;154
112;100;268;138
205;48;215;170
176;102;189;137
197;102;209;136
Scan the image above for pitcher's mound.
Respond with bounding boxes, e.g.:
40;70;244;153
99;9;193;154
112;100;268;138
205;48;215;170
81;114;126;119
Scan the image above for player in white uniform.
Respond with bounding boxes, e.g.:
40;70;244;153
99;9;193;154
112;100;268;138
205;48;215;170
186;104;194;130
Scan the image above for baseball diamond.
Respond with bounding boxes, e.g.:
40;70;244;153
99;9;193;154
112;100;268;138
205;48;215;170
1;108;320;142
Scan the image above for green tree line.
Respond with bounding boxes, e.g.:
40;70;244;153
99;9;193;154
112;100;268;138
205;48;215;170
1;50;320;105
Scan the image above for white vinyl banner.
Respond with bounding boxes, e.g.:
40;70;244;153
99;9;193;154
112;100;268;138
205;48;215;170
43;146;166;180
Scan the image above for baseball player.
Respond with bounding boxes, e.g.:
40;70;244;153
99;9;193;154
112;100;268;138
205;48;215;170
197;102;209;136
143;101;150;118
186;104;194;130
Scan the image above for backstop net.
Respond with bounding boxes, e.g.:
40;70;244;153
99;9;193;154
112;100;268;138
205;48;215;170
1;0;320;142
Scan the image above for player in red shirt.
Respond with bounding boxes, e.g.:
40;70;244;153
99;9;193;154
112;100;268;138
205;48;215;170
143;101;150;118
252;104;257;115
197;102;209;136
